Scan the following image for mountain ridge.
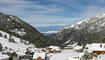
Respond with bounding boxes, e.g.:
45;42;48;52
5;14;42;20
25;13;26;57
0;12;51;48
53;14;105;46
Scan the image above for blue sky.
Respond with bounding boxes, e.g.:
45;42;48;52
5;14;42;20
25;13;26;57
0;0;105;27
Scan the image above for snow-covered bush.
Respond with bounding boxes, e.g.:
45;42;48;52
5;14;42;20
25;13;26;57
82;53;93;60
20;39;23;43
9;35;15;43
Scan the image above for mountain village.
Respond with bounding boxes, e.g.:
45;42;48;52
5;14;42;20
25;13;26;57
0;28;105;60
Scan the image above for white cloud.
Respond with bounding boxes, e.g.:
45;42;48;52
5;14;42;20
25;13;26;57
0;0;65;27
81;6;105;18
0;0;63;15
24;15;82;27
1;0;105;27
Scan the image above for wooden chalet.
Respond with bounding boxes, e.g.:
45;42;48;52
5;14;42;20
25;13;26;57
11;52;19;60
47;46;61;53
85;43;105;57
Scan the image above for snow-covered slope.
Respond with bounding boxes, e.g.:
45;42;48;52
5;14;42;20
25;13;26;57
53;14;105;45
96;55;105;60
0;30;34;56
64;14;105;30
0;12;50;48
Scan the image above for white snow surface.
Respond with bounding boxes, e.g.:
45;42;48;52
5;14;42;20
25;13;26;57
49;50;84;60
96;54;105;60
64;19;89;29
0;30;34;56
0;53;9;59
86;43;105;51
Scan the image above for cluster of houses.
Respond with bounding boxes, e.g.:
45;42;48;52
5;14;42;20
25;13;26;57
67;43;105;60
1;43;105;60
0;46;61;60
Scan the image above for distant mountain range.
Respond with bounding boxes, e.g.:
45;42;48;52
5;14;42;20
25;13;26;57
2;12;105;48
36;26;67;37
36;26;67;32
42;31;58;37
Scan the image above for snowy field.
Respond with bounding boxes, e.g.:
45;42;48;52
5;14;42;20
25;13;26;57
49;50;83;60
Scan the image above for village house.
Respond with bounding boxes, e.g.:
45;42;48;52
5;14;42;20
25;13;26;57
0;53;9;60
33;51;46;60
73;46;83;51
64;46;74;50
10;52;19;60
85;43;105;57
16;48;34;60
65;43;80;50
41;49;47;52
47;46;61;53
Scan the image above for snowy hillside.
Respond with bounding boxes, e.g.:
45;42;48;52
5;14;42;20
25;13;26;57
0;30;34;56
53;14;105;45
0;12;50;48
64;14;105;30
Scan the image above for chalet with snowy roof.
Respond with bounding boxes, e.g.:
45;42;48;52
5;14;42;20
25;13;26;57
41;49;47;52
64;45;75;50
73;46;83;51
10;52;19;60
85;43;105;57
33;51;46;60
65;43;79;50
47;46;61;53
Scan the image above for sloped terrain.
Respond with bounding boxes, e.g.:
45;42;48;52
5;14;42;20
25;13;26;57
0;30;34;55
0;12;50;48
53;14;105;45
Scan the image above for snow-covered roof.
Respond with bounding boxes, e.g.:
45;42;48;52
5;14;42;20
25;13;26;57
86;43;105;51
33;51;45;59
74;46;83;50
49;46;61;51
0;53;9;59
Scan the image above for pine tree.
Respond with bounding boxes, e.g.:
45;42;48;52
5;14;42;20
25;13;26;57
0;43;2;51
4;34;7;39
0;33;2;37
